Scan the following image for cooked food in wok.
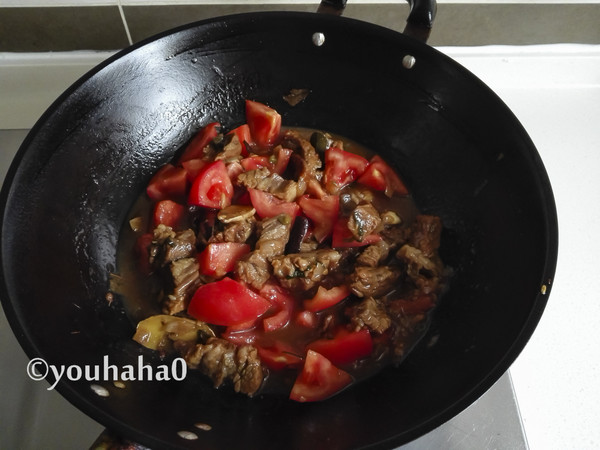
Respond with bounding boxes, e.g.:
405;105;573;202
121;100;445;402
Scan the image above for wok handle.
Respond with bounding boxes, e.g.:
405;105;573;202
317;0;347;15
317;0;436;43
404;0;437;43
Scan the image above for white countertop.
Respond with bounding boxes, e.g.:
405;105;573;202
1;44;600;449
447;44;600;450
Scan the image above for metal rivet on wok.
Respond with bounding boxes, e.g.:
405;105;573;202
177;431;199;440
402;55;416;69
90;384;110;397
312;32;325;47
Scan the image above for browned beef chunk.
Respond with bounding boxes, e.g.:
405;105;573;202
209;205;257;244
396;244;438;277
162;257;201;315
356;240;390;267
281;130;322;194
254;214;292;259
347;203;382;241
271;249;341;291
149;225;196;267
234;214;292;289
348;297;393;334
185;337;263;396
235;252;271;290
237;167;299;202
396;244;441;294
409;215;442;258
350;266;401;298
379;224;410;250
211;219;256;244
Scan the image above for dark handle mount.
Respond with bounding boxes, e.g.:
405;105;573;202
318;0;437;43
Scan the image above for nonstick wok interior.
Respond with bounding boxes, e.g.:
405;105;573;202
0;12;557;449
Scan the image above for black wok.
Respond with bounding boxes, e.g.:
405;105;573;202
0;1;558;448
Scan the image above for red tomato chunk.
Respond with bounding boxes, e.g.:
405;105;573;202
146;164;187;201
188;160;234;209
289;350;352;402
198;242;251;278
187;277;271;326
307;328;373;367
246;100;281;148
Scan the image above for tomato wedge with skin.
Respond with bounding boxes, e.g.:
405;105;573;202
146;164;188;201
240;148;292;175
227;124;253;156
197;242;251;278
187;277;271;326
179;122;221;163
303;285;351;312
290;350;353;402
357;155;409;197
248;188;299;219
272;146;293;175
240;155;270;172
323;146;369;194
181;158;207;183
298;194;339;243
188;160;234;209
259;283;295;332
307;328;373;367
246;100;282;148
152;199;185;229
331;216;382;248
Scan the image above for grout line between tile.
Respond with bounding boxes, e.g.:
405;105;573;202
117;1;133;46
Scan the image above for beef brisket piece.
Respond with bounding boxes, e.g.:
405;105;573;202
237;167;299;202
350;266;401;298
271;249;341;291
348;297;393;334
235;252;271;291
281;130;322;195
356;240;391;267
149;225;196;267
185;337;263;396
254;214;292;259
396;244;441;295
347;203;382;242
161;257;202;315
209;205;257;244
235;214;292;289
211;219;256;244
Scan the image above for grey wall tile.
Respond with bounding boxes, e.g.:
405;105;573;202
429;4;600;46
0;7;129;52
